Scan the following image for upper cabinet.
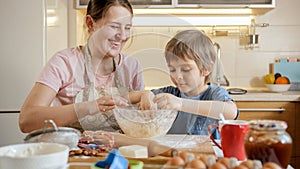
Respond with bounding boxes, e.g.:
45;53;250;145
75;0;275;15
131;0;274;7
130;0;172;6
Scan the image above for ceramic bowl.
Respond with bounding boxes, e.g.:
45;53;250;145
265;84;291;92
113;105;178;138
0;142;69;169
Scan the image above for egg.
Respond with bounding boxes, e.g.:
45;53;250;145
186;159;206;169
178;151;188;161
164;156;185;169
178;151;195;163
200;155;217;167
239;160;263;169
228;158;239;168
262;162;282;169
208;162;227;169
239;160;254;169
217;158;231;168
232;165;249;169
252;160;263;169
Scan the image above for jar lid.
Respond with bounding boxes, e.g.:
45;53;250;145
248;120;287;130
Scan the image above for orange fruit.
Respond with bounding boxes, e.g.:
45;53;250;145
275;76;290;84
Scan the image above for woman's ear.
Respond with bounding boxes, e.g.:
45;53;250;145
86;15;94;33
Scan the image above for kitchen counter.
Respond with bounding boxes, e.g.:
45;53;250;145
230;91;300;102
146;86;300;102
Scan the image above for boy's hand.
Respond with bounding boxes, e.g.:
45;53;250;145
139;91;156;110
153;93;182;110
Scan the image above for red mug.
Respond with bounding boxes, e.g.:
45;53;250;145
208;120;249;160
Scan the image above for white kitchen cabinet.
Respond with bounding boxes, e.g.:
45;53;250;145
177;0;274;7
0;0;44;111
0;0;45;146
75;0;275;9
0;113;26;146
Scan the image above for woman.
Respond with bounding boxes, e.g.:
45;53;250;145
19;0;144;133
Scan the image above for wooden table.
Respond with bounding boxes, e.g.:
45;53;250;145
68;135;215;169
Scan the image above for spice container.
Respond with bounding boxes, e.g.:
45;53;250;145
244;120;292;168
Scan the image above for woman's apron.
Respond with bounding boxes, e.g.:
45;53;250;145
70;43;129;132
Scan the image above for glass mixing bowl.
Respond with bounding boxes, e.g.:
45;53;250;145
113;105;178;138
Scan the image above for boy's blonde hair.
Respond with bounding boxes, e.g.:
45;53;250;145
165;29;216;83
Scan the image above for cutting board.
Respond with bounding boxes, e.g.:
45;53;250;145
68;135;215;169
271;61;300;82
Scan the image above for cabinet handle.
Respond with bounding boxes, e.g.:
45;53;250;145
239;108;286;112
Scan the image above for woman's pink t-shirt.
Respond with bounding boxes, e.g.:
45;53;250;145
37;46;144;106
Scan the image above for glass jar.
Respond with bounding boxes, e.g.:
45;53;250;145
244;120;293;168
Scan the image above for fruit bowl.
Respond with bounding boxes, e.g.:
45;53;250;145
265;84;291;92
113;105;178;138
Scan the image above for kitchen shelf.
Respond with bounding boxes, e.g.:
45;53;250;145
74;0;275;15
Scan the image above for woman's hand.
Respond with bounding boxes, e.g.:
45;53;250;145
153;93;182;110
96;95;128;112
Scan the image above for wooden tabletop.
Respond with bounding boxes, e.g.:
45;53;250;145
68;135;215;169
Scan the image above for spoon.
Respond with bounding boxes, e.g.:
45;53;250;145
219;112;226;123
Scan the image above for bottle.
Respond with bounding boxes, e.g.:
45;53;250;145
244;120;293;168
248;19;259;49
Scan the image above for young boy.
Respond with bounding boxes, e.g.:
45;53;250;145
129;29;238;135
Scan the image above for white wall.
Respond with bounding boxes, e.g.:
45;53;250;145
231;0;300;87
46;0;68;60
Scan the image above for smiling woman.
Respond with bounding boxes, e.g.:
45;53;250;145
19;0;144;133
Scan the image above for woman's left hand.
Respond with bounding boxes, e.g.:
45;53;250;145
153;93;182;110
96;95;128;112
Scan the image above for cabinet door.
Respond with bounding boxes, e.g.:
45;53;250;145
237;101;295;138
177;0;273;5
130;0;172;6
75;0;173;9
295;103;300;168
0;113;26;146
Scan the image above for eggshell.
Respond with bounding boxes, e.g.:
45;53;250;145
178;151;195;163
208;162;227;169
178;151;188;162
228;157;239;168
186;159;206;169
200;155;217;167
252;160;263;169
262;162;282;169
232;165;249;169
165;156;185;167
217;158;231;168
240;160;253;169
